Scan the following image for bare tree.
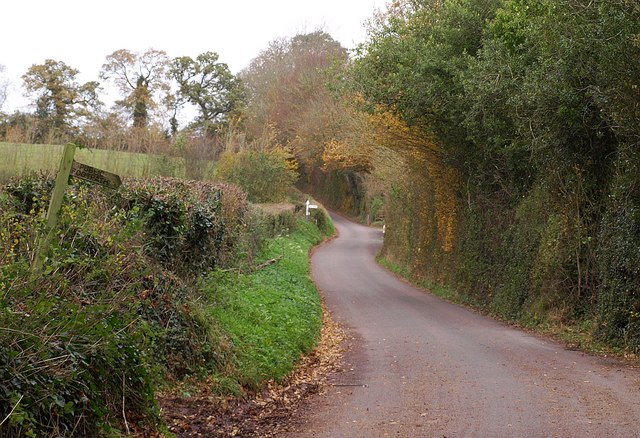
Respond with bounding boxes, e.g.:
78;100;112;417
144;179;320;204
241;31;348;164
100;49;170;128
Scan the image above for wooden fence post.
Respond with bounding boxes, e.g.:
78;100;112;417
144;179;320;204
32;143;76;274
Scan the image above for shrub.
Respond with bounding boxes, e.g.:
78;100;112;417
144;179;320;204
215;148;298;203
596;146;640;351
111;177;254;275
1;177;159;437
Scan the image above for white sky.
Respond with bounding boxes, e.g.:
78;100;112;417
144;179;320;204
1;0;388;113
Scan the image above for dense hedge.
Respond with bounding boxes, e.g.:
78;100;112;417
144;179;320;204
215;148;298;203
346;0;640;351
0;175;303;436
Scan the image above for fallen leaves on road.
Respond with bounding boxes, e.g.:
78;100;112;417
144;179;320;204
159;303;346;437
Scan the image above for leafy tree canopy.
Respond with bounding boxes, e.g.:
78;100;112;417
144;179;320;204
22;59;100;138
171;51;245;134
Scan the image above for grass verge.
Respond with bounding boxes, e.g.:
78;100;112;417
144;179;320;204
200;219;327;393
378;256;476;306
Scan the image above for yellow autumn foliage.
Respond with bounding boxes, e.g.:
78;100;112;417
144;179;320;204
322;139;373;173
313;98;460;258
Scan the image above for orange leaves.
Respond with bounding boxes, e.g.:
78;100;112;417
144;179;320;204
319;98;462;257
357;104;461;255
365;106;441;162
321;139;373;173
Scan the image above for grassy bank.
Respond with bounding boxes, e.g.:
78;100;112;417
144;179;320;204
0;173;332;437
201;219;328;394
378;256;634;360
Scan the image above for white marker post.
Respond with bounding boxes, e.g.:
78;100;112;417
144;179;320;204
305;199;318;219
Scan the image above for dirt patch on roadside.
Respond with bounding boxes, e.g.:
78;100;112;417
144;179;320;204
159;304;346;437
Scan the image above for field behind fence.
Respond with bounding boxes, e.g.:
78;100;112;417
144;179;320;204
0;142;216;182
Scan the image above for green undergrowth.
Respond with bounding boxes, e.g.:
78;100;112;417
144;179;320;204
201;219;327;392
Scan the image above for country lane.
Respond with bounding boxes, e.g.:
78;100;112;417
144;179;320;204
285;213;640;437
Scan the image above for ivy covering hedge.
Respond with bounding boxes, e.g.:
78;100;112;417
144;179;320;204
0;174;318;437
320;0;640;352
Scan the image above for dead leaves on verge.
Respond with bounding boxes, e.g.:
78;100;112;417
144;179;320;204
158;304;346;437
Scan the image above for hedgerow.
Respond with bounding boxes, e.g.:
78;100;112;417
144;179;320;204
344;0;640;353
0;174;307;436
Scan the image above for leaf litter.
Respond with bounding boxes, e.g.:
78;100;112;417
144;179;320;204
158;302;346;437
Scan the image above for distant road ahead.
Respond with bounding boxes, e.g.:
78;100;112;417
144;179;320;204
287;213;640;437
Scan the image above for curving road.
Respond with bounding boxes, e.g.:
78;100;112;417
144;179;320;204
286;213;640;437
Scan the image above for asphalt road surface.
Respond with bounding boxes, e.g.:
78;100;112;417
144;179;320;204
286;213;640;437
